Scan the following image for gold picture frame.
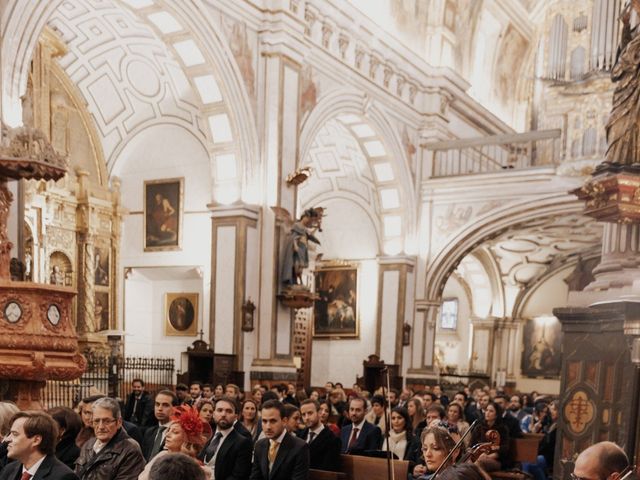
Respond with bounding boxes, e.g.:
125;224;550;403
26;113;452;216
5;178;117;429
313;262;359;339
144;178;184;251
165;292;198;336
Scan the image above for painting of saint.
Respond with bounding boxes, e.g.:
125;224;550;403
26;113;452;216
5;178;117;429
165;293;198;336
313;266;358;338
521;316;562;378
95;292;109;331
144;178;183;251
94;246;109;286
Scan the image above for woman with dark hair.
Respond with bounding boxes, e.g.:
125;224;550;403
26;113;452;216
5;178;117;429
48;406;83;469
194;398;215;429
318;399;340;437
469;401;510;472
407;397;427;434
240;398;261;442
522;400;559;480
381;407;413;460
213;384;224;400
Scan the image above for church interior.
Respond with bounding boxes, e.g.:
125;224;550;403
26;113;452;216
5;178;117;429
1;0;640;478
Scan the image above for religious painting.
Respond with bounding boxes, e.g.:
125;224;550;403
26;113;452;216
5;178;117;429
94;292;109;331
165;293;198;336
144;178;183;251
521;316;563;378
94;245;109;286
313;264;358;338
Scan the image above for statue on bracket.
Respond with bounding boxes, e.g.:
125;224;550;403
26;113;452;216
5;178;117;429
272;206;325;309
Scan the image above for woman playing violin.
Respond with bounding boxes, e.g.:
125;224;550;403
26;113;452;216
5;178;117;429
469;401;510;472
413;425;460;479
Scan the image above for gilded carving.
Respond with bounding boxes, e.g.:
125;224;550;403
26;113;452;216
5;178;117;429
563;390;595;435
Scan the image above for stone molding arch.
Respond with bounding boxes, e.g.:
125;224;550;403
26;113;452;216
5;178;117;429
299;87;417;242
424;194;586;303
1;0;259;196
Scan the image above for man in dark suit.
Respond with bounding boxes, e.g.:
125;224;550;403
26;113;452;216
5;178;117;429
142;390;178;461
340;396;382;454
199;396;252;480
298;399;340;471
250;400;309;480
123;378;152;427
0;411;78;480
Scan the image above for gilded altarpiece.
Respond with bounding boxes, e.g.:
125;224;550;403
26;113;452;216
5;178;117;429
21;29;123;353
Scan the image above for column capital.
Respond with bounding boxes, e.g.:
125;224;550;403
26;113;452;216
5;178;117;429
377;255;417;268
208;203;260;222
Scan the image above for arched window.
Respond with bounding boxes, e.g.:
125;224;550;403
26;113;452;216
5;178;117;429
570;46;586;80
547;14;568;80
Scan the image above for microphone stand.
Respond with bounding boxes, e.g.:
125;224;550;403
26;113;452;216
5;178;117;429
430;419;480;480
381;367;395;480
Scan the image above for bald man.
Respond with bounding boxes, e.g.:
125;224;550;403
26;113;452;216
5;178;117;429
573;441;629;480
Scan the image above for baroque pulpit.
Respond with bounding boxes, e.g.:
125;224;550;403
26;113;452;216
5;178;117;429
0;123;85;409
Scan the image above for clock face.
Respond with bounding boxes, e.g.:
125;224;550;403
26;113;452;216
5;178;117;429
47;304;61;326
4;301;21;323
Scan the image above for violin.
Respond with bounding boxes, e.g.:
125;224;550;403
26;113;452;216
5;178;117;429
457;429;501;463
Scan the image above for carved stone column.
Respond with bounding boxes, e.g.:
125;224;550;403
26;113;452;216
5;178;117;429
209;204;259;390
376;256;415;370
251;10;308;385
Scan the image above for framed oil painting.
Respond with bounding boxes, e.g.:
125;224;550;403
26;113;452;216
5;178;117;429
144;178;183;251
94;245;110;287
95;291;109;331
521;316;562;378
313;264;358;338
165;293;198;336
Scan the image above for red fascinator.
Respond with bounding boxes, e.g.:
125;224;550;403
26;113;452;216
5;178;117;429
171;405;212;446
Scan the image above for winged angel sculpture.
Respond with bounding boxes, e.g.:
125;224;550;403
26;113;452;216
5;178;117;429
606;0;640;165
271;206;325;287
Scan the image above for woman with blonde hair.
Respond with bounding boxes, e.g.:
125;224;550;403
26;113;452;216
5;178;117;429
0;401;19;471
139;405;212;480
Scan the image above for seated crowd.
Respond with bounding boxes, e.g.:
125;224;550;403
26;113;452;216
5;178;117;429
0;380;627;480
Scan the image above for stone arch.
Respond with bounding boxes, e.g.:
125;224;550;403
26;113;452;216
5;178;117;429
299;88;417;253
424;194;585;304
1;0;259;200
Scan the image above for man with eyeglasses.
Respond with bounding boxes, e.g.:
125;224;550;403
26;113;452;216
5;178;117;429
75;397;145;480
572;441;629;480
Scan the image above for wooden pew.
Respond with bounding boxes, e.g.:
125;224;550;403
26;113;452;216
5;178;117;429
490;435;542;480
309;469;347;480
340;454;409;480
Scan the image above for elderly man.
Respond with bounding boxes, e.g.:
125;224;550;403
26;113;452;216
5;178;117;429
573;441;629;480
0;411;78;480
75;397;145;480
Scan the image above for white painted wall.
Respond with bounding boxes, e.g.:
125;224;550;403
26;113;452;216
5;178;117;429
310;198;380;387
515;267;571;395
124;273;204;375
435;275;472;372
114;123;213;370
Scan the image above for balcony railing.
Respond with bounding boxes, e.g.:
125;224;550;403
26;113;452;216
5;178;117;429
425;129;562;177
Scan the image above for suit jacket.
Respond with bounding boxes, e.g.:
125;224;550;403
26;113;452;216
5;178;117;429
249;433;309;480
141;424;167;461
297;426;341;471
233;421;253;440
340;421;382;454
0;454;78;480
199;429;252;480
123;392;153;427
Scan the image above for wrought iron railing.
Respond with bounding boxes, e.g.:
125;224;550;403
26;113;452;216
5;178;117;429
425;129;562;177
43;354;175;409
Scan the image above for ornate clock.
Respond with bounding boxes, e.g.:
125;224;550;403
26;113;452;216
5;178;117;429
4;301;22;323
46;304;61;326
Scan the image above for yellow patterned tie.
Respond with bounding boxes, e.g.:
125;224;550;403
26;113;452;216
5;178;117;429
268;439;279;464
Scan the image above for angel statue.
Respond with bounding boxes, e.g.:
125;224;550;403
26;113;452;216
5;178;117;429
605;0;640;165
272;206;324;286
